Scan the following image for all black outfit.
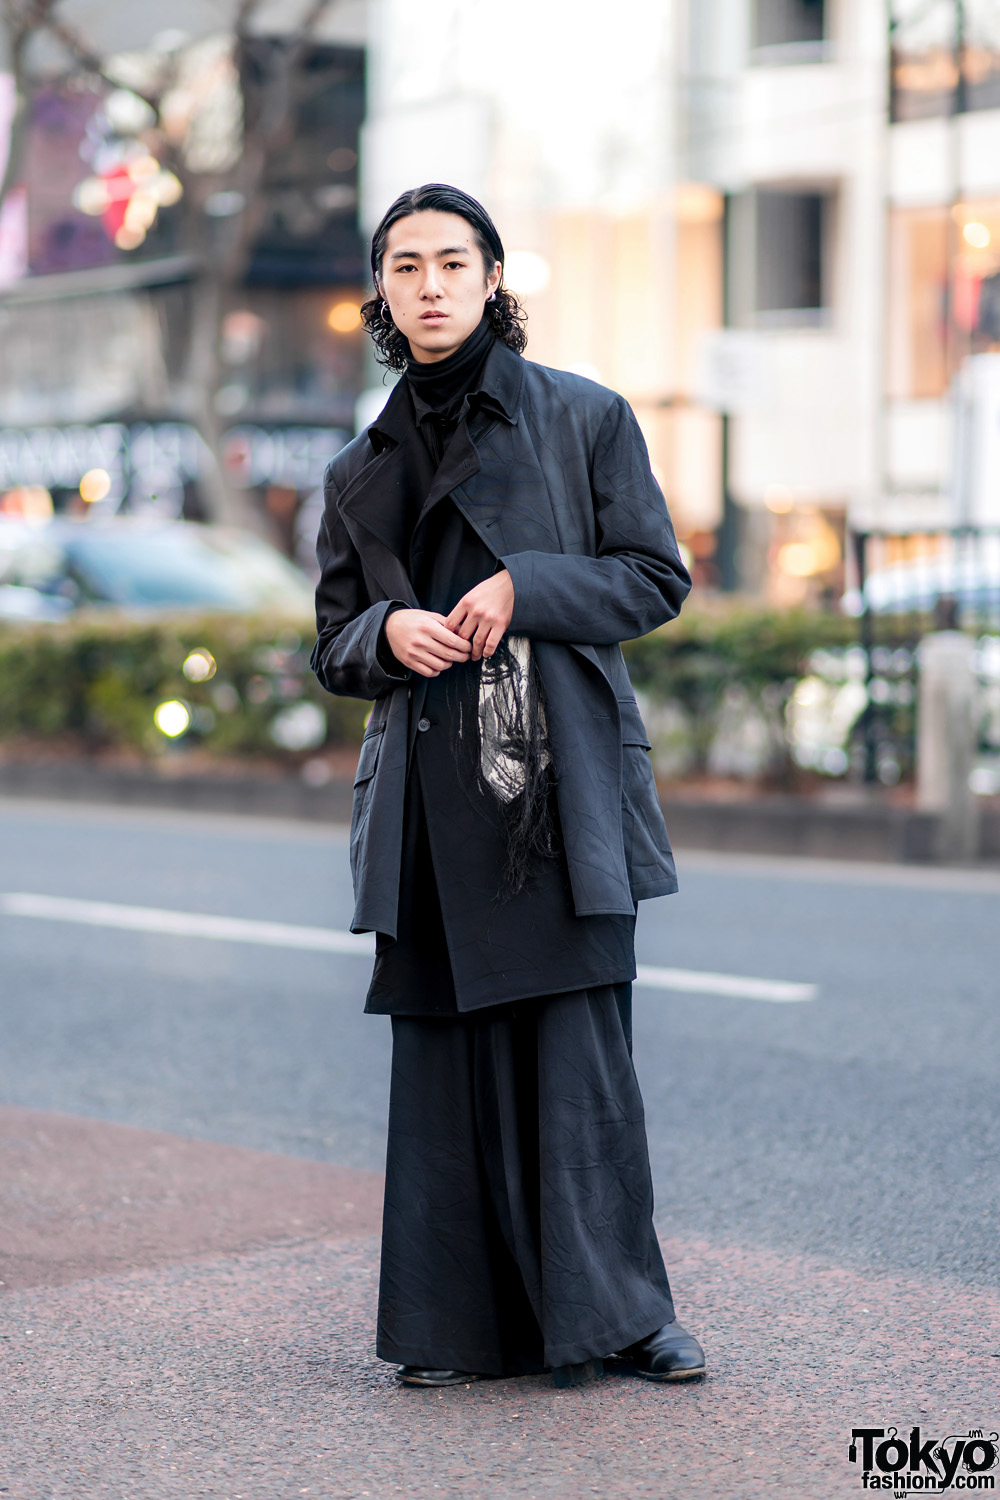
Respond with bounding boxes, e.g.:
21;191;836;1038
311;326;691;1377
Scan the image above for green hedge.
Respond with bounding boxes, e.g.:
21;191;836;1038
0;603;860;771
622;603;856;692
0;612;367;758
622;604;858;774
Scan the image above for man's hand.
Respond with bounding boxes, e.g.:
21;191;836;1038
444;570;515;661
384;608;472;677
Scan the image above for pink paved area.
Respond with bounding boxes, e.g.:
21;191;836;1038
2;1107;997;1500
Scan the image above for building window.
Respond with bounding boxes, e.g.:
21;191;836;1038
891;0;1000;121
752;0;827;63
726;187;835;328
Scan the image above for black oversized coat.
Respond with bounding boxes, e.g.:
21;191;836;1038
311;341;692;940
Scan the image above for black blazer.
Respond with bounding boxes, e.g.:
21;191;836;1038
311;341;692;938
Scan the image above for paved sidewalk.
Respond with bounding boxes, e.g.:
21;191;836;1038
2;1107;997;1500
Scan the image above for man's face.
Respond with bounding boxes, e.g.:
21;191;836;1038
378;210;501;364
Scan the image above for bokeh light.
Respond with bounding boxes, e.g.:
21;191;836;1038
503;251;551;296
764;484;795;514
79;469;111;504
154;700;191;738
327;301;362;333
0;486;53;521
183;649;218;683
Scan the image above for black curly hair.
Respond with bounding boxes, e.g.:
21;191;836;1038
360;183;527;371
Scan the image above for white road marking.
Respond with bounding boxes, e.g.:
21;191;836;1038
634;964;816;1004
1;893;817;1003
0;893;374;956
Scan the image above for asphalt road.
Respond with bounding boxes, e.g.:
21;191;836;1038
2;797;998;1286
2;797;999;1500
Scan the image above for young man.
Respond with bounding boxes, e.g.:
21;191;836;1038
311;183;704;1389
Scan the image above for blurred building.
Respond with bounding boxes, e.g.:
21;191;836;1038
361;0;697;536
679;0;887;602
362;0;1000;602
7;1;999;594
885;0;1000;535
0;1;368;555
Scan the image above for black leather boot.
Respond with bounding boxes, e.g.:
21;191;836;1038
614;1321;706;1381
397;1366;484;1387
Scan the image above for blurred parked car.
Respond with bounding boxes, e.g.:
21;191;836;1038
0;518;314;622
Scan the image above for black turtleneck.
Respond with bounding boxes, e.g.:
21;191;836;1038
405;316;496;444
375;315;500;670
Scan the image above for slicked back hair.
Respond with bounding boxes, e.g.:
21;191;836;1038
360;183;527;371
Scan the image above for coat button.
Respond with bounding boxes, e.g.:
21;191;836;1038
417;717;431;732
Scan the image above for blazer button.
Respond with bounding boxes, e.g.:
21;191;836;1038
417;717;431;732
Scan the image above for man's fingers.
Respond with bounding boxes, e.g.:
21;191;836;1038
426;621;471;653
410;630;471;673
390;603;501;671
470;616;508;660
421;637;471;664
469;622;491;661
445;610;475;640
481;623;504;659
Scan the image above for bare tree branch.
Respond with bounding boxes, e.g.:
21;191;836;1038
1;0;348;526
217;0;339;279
42;12;162;112
300;0;337;33
234;0;265;41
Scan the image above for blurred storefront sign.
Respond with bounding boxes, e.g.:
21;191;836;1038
222;426;349;490
0;422;347;513
0;424;129;501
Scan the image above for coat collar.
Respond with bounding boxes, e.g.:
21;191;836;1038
335;342;527;602
367;338;525;454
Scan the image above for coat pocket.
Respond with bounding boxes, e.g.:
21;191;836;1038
354;722;385;785
350;723;385;888
618;697;670;897
617;694;652;751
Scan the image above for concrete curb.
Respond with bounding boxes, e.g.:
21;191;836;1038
0;758;355;823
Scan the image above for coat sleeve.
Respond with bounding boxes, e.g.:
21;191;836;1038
501;396;692;644
309;463;411;699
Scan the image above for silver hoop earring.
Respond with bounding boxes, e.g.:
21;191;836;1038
487;290;497;303
380;300;393;324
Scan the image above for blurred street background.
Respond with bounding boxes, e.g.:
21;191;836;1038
2;3;1000;1498
3;0;1000;836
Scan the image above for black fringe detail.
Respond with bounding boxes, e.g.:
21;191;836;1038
447;637;557;902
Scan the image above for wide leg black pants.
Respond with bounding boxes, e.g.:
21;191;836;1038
376;984;674;1376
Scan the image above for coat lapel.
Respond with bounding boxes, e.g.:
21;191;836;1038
336;343;562;601
337;383;420;607
449;340;564;558
451;415;563;558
